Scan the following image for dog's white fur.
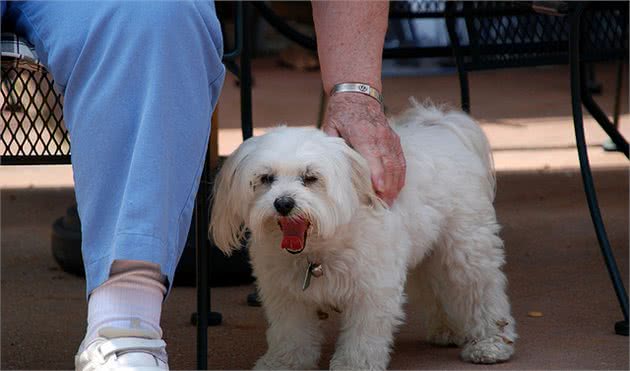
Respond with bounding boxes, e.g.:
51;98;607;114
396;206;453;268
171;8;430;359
210;102;516;370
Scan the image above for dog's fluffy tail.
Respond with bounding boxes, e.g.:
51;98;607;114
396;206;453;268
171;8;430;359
394;98;496;200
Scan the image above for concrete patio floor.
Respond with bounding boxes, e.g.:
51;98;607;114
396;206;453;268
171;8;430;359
1;61;628;369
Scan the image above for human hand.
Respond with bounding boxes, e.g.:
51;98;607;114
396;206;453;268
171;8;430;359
322;93;406;206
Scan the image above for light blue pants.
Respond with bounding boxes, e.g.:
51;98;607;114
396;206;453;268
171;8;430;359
3;1;226;294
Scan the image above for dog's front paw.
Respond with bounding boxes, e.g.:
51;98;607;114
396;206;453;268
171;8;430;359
461;335;514;364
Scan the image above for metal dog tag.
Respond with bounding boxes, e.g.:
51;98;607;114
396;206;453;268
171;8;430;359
302;262;323;291
302;263;313;291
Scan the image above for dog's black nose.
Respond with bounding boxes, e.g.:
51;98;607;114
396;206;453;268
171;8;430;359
274;196;295;216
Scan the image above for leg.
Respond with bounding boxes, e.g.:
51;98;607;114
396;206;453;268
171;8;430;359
427;225;516;364
569;5;629;334
255;293;323;370
6;1;225;368
7;0;225;294
331;288;406;370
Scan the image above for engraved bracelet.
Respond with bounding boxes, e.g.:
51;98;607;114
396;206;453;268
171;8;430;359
330;82;384;110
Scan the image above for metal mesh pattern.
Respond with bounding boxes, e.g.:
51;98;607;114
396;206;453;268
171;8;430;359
462;2;628;69
470;10;570;67
582;5;629;61
1;64;70;163
389;0;446;18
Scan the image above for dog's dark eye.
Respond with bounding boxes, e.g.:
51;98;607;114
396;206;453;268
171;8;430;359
302;175;318;185
260;174;275;185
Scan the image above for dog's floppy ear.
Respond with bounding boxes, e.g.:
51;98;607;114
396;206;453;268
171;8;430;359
339;141;386;209
209;137;259;255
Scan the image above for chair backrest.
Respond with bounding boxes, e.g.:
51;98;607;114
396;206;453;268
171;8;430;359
1;2;245;166
1;34;69;164
447;1;628;71
580;3;629;62
389;0;446;19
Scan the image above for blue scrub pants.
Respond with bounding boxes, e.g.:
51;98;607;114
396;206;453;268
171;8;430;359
3;2;225;294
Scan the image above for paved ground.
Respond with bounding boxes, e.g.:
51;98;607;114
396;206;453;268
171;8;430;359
2;169;628;370
1;61;628;369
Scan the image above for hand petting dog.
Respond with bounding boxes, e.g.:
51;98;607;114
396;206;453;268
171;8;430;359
323;93;406;206
312;1;405;206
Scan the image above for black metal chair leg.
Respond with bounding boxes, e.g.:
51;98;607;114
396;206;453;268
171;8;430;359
586;63;603;95
193;2;251;366
604;61;625;152
612;61;624;129
195;149;223;370
240;1;254;141
445;3;470;114
579;62;629;158
569;4;629;336
191;2;248;366
455;55;470;114
195;157;209;369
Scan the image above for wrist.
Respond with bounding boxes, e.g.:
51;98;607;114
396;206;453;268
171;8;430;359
327;91;385;113
323;78;382;94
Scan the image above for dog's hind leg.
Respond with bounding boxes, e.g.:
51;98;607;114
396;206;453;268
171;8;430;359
428;226;516;364
254;294;323;370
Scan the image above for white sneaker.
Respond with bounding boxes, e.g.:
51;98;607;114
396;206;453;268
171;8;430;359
75;327;168;371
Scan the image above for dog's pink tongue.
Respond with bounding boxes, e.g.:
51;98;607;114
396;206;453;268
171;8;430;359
278;218;308;252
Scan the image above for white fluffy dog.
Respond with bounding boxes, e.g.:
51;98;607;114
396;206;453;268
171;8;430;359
210;102;516;370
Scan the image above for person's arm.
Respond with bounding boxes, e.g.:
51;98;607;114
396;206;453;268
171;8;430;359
312;1;405;206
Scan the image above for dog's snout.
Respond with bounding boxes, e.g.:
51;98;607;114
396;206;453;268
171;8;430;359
274;196;295;216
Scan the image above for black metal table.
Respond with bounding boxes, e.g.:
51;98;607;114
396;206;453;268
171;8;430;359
444;0;628;336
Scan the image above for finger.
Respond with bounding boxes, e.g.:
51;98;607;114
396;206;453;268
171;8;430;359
397;155;406;193
380;136;405;206
395;158;407;198
382;139;402;205
395;165;406;198
392;145;406;196
380;154;398;206
322;124;340;137
388;164;405;206
386;154;407;205
362;150;386;196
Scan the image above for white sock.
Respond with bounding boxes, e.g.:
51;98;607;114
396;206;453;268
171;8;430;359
79;260;167;353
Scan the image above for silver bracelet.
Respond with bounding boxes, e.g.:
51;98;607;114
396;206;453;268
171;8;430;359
330;82;384;110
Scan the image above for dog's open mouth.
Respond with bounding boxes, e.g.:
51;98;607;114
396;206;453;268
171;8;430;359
277;217;310;254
